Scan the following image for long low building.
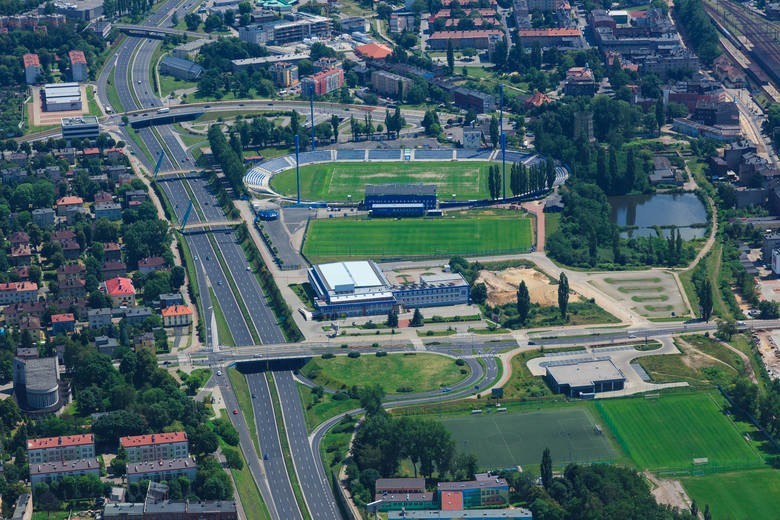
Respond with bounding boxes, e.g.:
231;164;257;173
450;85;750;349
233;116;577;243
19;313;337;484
43;82;82;112
308;260;469;318
544;358;626;397
30;459;100;485
127;457;198;483
61;116;100;140
388;510;533;519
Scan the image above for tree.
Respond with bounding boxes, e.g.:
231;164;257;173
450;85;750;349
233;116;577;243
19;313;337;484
359;384;386;416
540;447;552;489
170;265;186;290
490;115;499;149
716;319;737;341
470;283;487;304
330;114;340;143
446;38;455;74
223;448;244;469
411;308;424;327
698;278;713;321
691;500;699;517
516;281;531;325
704;504;712;520
190;423;219;455
557;272;569;319
386;308;398;328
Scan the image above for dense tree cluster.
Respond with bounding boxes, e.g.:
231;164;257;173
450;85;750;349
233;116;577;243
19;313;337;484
103;0;157;19
674;0;721;65
509;159;556;197
207;124;247;196
195;39;273;99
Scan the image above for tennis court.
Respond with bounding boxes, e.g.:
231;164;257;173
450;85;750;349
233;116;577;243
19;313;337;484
440;406;616;470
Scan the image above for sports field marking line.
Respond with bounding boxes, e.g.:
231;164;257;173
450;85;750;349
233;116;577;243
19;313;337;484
488;414;517;464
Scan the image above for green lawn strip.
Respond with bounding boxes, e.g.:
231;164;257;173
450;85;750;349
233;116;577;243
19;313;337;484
682;469;780;520
679;243;729;319
266;374;313;520
208;287;235;347
299;353;468;394
107;66;124;113
596;392;765;472
127;126;154;163
635;354;717;387
271;161;493;201
296;382;360;433
304;215;532;262
289;283;316;310
205;232;261;344
126;43;142;108
221;437;272;520
160;74;198;98
87;87;102;116
227;368;260;454
545;212;560;242
502;350;552;400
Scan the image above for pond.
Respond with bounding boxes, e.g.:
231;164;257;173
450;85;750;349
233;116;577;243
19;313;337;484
609;193;708;239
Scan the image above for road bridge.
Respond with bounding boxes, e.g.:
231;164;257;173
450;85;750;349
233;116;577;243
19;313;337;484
114;23;211;39
179;220;243;231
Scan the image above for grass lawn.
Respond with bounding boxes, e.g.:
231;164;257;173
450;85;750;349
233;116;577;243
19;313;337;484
303;213;532;262
270;161;493;202
440;404;617;470
545;212;560;242
229;453;272;520
159;74;198;98
87;86;102;116
296;382;359;433
596;392;765;471
682;469;780;520
503;350;554;400
209;288;235;347
227;368;259;453
300;353;469;394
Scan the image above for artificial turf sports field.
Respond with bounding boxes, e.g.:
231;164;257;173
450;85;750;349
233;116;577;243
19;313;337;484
270;161;492;201
440;406;616;470
682;469;780;520
595;392;764;471
302;214;533;263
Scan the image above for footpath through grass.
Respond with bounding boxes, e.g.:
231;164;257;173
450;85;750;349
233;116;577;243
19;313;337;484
271;161;492;201
300;353;469;394
304;214;532;262
682;469;780;520
596;392;765;472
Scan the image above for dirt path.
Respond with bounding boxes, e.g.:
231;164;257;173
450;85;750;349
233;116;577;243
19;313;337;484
721;339;758;383
522;200;545;252
644;471;694;513
684;195;718;272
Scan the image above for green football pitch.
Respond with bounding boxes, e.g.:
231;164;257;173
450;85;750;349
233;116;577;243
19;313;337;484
682;469;780;520
596;392;765;471
302;214;533;263
440;407;616;470
269;161;493;201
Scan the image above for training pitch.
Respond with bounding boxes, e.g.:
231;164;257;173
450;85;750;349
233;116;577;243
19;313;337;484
596;392;764;471
270;161;493;201
302;214;533;263
682;469;780;520
440;406;616;470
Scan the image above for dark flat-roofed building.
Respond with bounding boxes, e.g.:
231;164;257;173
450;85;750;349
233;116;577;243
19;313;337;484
30;458;100;485
375;477;426;494
159;56;204;81
365;183;437;210
372;492;436;511
545;358;626;397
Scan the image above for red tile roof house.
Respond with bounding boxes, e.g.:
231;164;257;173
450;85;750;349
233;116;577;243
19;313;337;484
161;305;193;327
101;260;127;281
103;242;122;261
51;313;76;335
102;277;136;307
52;229;77;243
56;196;84;217
93;191;114;204
138;256;167;275
8;231;30;247
10;244;33;266
59;238;81;260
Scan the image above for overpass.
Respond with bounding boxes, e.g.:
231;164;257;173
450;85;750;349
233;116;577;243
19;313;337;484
180;220;243;231
114;23;212;40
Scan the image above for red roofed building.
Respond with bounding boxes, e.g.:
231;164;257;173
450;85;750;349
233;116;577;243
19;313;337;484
56;196;84;216
10;244;33;266
161;305;193;327
120;432;189;463
83;147;100;157
23;53;40;84
103;277;135;307
518;28;582;46
51;313;76;334
525;90;551;108
0;281;38;305
68;50;87;81
428;30;503;50
300;68;344;96
28;434;95;464
355;42;393;60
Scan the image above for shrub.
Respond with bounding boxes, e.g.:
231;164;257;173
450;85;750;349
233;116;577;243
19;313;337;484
376;351;387;357
347;351;361;358
455;358;466;366
321;353;335;359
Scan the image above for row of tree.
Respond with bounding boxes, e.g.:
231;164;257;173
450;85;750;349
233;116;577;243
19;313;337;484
508;160;556;197
207;124;247;196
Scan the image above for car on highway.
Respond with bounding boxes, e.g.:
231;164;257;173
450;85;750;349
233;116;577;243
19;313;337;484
217;370;222;376
217;280;222;285
251;393;256;398
137;80;142;84
233;409;238;415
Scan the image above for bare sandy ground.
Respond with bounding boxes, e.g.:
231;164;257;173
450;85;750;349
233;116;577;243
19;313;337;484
29;85;89;126
475;266;557;307
645;471;693;513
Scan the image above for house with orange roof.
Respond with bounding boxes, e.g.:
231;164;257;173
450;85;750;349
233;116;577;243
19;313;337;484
56;195;84;216
28;434;94;464
10;244;33;266
525;91;551;108
102;276;136;307
161;305;192;327
23;53;40;84
355;42;393;60
120;431;189;463
51;313;76;334
0;281;38;305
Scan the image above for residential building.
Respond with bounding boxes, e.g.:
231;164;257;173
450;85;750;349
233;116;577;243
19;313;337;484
95;335;119;356
94;202;122;220
101;261;127;281
0;281;39;305
123;307;153;325
159;292;184;308
127;457;197;483
134;331;155;351
30;459;100;486
87;307;112;329
269;61;298;87
564;66;596;96
103;277;136;307
10;244;33;266
313;57;341;72
427;30;503;51
389;10;415;33
32;208;56;228
371;70;413;98
61;116;99;140
23;53;40;84
159;56;204;81
104;242;122;261
172;38;210;60
68;50;87;81
27;434;95;464
13;356;59;410
43;83;82;112
340;15;368;32
518;28;582;47
89;20;112;38
452;88;495;113
301;68;344;95
237;23;273;45
161;305;193;327
60;238;81;260
120;432;189;463
270;13;330;44
51;313;76;335
527;0;563;10
138;256;166;274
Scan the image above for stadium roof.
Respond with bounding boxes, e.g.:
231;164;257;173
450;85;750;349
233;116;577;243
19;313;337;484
546;359;625;387
318;261;385;291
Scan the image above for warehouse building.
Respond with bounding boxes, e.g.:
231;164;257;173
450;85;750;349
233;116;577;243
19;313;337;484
43;82;82;112
159;56;204;81
61;116;99;140
544;358;626;397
